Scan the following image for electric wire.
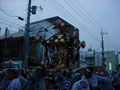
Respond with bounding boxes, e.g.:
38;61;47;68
0;17;23;27
74;0;119;47
0;21;21;28
48;0;119;51
54;0;100;41
53;0;83;25
71;0;102;32
44;0;95;41
73;0;120;50
47;0;74;24
74;0;102;29
0;9;18;17
64;0;100;33
104;34;120;51
47;0;100;43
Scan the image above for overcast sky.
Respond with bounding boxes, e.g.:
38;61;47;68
0;0;120;52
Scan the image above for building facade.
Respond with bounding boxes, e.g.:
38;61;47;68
117;52;120;73
79;49;119;74
95;51;118;74
0;16;79;67
79;50;87;67
0;30;24;63
85;48;95;66
105;51;118;74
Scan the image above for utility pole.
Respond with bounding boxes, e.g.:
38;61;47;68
93;49;95;66
4;27;8;60
24;0;31;69
101;30;107;66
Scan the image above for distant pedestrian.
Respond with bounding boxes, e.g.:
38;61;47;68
24;66;45;90
72;73;82;83
0;68;16;90
62;68;73;90
85;66;114;90
112;71;120;90
71;75;91;90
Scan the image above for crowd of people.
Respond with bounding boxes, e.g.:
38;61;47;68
0;65;120;90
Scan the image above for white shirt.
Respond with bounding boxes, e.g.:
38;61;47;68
6;78;22;90
72;76;90;90
88;75;98;88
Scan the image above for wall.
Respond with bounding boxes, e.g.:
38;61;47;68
105;51;118;74
79;50;87;67
95;52;102;66
29;20;59;62
85;49;95;66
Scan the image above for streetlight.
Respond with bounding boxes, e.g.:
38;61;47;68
18;17;24;21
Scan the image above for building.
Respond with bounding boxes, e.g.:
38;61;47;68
78;48;119;74
95;51;118;74
81;48;118;74
0;16;79;67
28;17;60;64
0;30;24;63
85;48;95;66
105;51;118;74
79;50;87;67
94;52;102;66
29;16;79;66
79;48;96;67
117;52;120;73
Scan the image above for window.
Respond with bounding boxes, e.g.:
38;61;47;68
109;63;112;71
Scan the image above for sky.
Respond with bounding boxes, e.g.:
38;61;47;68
0;0;120;52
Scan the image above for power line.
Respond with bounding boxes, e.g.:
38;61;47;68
72;0;102;32
73;0;113;40
53;0;83;25
103;28;120;49
48;0;100;42
0;9;18;17
64;0;100;33
39;0;100;44
107;44;120;48
0;9;24;21
53;0;100;38
50;0;81;25
47;0;85;35
0;21;20;28
68;0;120;50
51;0;85;29
47;0;76;25
47;1;83;35
109;45;120;48
74;0;102;29
63;0;100;41
0;17;23;27
74;0;116;43
105;33;120;45
48;0;118;51
101;31;120;51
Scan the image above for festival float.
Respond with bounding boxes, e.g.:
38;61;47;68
34;19;86;69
